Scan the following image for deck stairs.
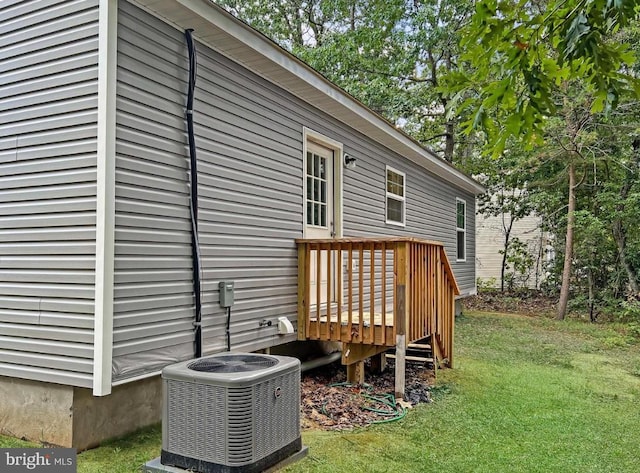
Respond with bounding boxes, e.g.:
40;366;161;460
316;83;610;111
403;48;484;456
385;339;436;370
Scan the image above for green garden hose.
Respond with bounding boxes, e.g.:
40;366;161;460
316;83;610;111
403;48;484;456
322;383;408;424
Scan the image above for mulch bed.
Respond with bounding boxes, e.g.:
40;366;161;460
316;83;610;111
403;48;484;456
300;359;434;430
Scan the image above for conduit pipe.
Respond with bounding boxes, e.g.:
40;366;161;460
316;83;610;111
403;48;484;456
184;28;203;358
300;351;342;373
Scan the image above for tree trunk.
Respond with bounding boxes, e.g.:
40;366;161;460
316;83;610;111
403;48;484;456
611;138;640;297
535;227;545;290
557;162;576;320
500;243;508;292
500;215;515;292
587;264;596;322
349;2;355;31
613;220;640;296
444;120;455;163
442;52;455;163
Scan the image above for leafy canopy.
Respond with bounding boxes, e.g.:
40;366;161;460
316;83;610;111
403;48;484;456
449;0;640;156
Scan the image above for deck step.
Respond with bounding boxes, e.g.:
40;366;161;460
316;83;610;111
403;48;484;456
408;343;431;350
386;338;435;367
385;354;434;363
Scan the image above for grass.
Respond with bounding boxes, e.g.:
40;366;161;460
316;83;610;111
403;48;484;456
286;312;640;473
3;311;640;472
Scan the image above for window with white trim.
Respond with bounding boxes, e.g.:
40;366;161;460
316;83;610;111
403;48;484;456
456;198;466;261
306;149;329;228
386;166;405;226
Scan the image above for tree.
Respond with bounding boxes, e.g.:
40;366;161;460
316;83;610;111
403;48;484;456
515;82;640;318
610;137;640;297
501;237;537;290
453;1;639;320
217;0;478;163
450;0;640;156
468;150;536;291
400;0;474;162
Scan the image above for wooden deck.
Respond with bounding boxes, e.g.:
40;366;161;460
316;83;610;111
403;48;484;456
309;310;396;346
297;237;459;397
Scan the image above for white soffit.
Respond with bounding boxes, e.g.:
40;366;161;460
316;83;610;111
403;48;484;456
131;0;485;195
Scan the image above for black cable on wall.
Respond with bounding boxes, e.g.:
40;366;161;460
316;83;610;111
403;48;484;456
185;29;202;358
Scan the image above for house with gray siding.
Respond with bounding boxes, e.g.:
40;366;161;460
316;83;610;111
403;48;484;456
0;0;483;448
476;212;550;290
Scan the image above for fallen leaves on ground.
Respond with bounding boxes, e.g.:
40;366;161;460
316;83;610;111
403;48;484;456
464;290;557;316
300;359;434;430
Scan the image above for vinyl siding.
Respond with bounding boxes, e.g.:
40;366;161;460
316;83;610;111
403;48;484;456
476;212;547;289
0;0;99;387
111;1;476;381
327;129;477;293
112;2;194;380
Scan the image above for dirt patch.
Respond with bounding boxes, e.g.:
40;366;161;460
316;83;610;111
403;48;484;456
463;290;557;317
301;359;434;430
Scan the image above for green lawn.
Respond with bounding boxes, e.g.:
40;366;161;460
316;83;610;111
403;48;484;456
285;312;640;473
3;311;640;472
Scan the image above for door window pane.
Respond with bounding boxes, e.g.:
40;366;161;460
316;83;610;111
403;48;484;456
307;201;313;225
314;154;320;177
314;203;320;226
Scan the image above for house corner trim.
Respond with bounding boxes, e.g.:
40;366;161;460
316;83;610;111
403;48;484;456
93;0;118;396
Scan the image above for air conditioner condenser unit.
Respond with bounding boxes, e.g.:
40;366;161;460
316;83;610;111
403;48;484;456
161;353;301;473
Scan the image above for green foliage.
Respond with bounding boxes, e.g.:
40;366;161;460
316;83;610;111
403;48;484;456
500;237;536;290
600;297;640;323
217;0;477;162
450;0;640;155
627;320;640;339
477;276;499;291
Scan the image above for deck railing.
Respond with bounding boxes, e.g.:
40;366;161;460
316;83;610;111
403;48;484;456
296;237;460;366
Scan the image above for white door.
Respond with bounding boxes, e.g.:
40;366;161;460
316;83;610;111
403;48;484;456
305;141;335;308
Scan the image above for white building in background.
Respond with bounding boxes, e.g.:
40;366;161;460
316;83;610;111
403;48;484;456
475;212;550;290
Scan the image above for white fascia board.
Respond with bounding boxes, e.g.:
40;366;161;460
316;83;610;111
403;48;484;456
93;0;118;396
137;0;484;195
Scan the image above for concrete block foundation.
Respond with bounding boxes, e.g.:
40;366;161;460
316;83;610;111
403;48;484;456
0;375;162;451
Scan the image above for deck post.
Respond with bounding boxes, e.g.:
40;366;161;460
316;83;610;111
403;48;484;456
343;344;387;383
346;362;365;384
395;296;406;399
370;352;387;373
394;241;410;400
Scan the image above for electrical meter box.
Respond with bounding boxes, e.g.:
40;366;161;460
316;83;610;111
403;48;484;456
219;281;234;308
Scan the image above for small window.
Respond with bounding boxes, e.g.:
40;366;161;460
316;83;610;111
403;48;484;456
456;198;466;261
386;166;405;226
306;150;329;228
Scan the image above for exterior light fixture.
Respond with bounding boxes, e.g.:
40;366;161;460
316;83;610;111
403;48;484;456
344;153;357;170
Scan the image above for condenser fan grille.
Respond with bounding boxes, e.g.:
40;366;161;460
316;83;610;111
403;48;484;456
187;354;278;373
